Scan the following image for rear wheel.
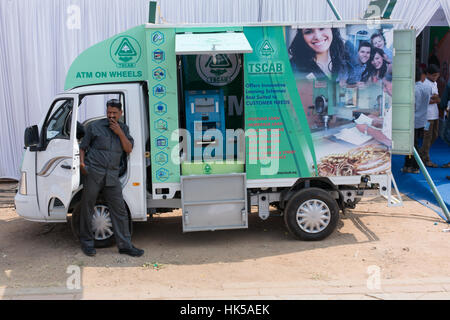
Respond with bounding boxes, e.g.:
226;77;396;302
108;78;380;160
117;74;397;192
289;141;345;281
284;188;339;241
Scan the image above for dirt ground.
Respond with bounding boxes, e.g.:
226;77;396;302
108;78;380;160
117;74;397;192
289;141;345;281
1;180;450;299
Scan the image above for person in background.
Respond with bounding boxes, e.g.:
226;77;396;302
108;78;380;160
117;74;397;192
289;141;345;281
439;79;450;173
289;28;349;82
347;41;372;86
402;66;432;173
419;64;441;168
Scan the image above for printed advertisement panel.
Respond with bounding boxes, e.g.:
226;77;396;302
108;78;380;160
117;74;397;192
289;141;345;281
244;25;393;179
288;25;393;177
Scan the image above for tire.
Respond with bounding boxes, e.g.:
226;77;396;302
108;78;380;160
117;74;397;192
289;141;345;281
284;188;339;241
71;201;116;248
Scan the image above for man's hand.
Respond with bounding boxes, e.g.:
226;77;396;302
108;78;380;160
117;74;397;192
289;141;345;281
109;118;124;136
80;162;88;175
430;94;441;104
356;124;391;147
109;119;133;154
370;117;383;128
356;124;368;134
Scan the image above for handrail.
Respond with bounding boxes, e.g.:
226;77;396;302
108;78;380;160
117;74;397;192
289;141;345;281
414;147;450;222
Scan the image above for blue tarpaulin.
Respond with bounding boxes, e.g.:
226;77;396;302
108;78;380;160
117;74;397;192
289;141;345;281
392;138;450;220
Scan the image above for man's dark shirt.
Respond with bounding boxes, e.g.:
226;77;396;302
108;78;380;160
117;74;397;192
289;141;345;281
80;118;134;186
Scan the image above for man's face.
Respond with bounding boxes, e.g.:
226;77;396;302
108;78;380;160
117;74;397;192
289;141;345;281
431;72;440;82
107;106;122;122
420;73;427;82
427;72;440;82
358;46;371;64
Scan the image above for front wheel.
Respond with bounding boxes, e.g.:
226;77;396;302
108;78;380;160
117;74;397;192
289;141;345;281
284;188;339;241
71;201;115;248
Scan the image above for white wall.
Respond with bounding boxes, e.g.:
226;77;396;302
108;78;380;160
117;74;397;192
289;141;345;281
0;0;448;179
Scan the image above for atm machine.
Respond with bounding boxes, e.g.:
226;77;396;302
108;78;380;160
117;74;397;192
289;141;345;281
185;90;226;161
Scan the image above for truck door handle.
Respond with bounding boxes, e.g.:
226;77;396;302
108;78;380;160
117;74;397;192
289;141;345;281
61;164;72;170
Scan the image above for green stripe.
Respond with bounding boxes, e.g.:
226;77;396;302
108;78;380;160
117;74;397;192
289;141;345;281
268;26;317;176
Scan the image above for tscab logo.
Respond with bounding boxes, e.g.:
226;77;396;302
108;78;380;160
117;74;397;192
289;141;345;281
259;40;275;57
110;36;142;68
196;54;241;87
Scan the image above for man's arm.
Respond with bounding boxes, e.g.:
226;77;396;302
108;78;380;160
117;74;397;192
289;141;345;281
109;120;133;154
80;148;87;175
117;132;133;154
356;124;391;147
79;124;92;175
430;94;441;104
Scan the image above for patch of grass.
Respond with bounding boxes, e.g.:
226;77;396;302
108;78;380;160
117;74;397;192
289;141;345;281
142;262;165;271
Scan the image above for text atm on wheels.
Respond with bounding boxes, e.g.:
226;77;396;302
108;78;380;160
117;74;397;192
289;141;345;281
15;12;419;246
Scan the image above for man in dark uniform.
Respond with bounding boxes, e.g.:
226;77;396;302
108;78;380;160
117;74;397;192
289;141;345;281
79;99;144;257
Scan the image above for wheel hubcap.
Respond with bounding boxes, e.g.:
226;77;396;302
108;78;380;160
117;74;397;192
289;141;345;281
296;199;331;234
92;205;114;240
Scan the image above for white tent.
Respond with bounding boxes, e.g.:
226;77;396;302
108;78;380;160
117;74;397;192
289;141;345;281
0;0;449;179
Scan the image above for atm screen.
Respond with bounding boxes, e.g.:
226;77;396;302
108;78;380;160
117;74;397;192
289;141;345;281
195;98;215;113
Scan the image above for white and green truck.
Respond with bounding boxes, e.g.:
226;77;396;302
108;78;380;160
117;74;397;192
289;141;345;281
15;19;416;246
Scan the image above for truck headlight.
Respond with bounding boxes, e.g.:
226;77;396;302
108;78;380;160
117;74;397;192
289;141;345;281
19;171;27;195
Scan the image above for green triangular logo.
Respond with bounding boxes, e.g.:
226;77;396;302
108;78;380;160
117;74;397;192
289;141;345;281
260;40;274;56
115;38;137;62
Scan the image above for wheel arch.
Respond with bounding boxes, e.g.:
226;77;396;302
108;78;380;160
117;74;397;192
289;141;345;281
67;187;132;218
280;177;345;212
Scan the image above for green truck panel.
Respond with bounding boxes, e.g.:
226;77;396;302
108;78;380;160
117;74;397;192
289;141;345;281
64;23;416;182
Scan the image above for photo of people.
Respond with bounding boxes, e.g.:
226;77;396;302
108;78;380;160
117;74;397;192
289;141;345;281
288;28;350;82
371;32;393;65
286;25;394;177
361;46;390;83
347;41;371;85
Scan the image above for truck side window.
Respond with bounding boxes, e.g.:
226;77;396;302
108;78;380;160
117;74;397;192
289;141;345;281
45;99;73;142
78;93;124;125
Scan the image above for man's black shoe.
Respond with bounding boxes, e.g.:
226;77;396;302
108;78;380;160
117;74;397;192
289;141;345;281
81;246;96;257
119;246;144;257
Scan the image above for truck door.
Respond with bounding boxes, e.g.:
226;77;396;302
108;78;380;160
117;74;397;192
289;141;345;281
392;29;415;155
36;94;80;219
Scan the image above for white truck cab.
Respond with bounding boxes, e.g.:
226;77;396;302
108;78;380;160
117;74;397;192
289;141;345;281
16;83;148;220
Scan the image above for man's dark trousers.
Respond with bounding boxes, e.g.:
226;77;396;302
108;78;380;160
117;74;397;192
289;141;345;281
79;174;133;250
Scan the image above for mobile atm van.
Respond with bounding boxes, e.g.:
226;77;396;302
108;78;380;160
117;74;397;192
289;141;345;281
15;19;417;246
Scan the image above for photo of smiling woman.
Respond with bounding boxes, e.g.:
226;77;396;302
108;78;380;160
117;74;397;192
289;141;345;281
289;28;350;82
361;47;389;83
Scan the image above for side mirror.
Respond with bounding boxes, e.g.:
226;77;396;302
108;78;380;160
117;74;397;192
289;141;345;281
24;125;40;148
